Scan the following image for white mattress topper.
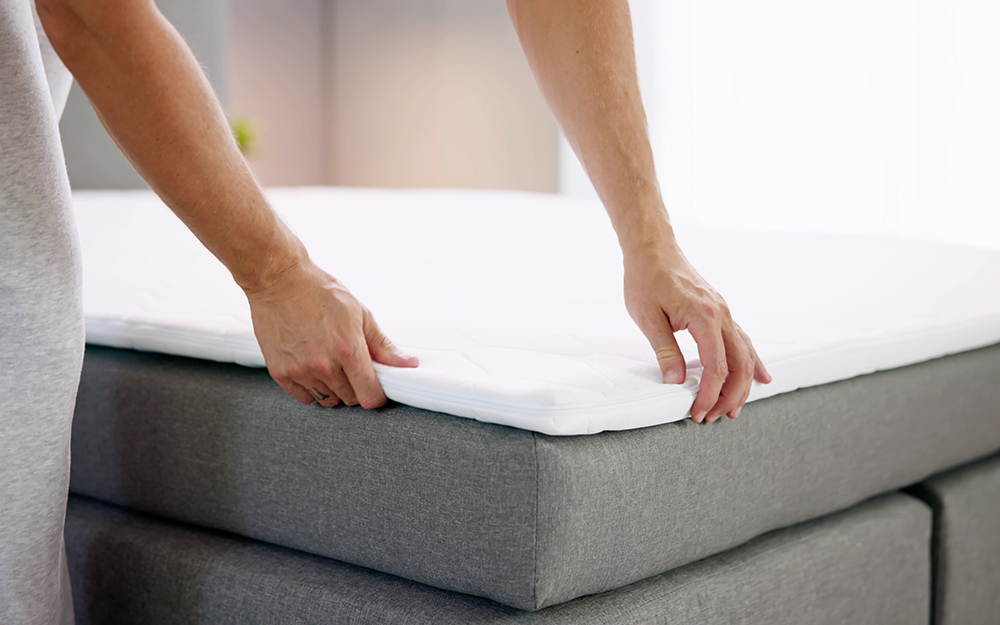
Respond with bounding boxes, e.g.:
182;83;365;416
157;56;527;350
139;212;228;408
75;187;1000;435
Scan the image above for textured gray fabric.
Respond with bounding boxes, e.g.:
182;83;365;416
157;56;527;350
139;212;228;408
910;454;1000;625
65;493;930;625
1;1;83;623
70;342;1000;610
29;1;71;118
71;346;539;608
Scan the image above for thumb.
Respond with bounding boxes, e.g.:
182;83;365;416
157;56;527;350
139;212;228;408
364;312;419;368
645;316;686;384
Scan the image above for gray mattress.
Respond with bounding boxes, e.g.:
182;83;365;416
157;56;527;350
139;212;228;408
66;493;931;625
910;453;1000;625
69;343;1000;611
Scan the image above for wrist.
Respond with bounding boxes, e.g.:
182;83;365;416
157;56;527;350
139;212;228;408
617;211;679;263
235;233;311;295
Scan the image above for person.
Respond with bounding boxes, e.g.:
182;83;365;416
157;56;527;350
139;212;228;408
0;0;770;621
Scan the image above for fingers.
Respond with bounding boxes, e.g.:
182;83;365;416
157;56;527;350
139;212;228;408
687;319;727;423
274;376;317;406
340;342;388;409
307;340;384;409
724;327;769;418
692;322;771;424
284;348;384;409
621;243;773;425
364;311;419;368
705;326;752;423
307;381;341;408
250;264;404;411
639;310;687;385
753;351;772;384
313;368;354;406
273;345;378;409
303;312;408;410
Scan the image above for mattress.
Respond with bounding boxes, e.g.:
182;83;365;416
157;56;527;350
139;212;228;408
70;342;1000;610
910;454;1000;625
65;493;931;625
74;187;1000;435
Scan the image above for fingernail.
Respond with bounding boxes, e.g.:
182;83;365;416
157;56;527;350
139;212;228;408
732;406;742;419
693;411;707;423
664;370;680;384
706;414;718;424
398;350;419;363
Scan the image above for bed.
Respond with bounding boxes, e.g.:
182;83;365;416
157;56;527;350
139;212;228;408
67;187;1000;622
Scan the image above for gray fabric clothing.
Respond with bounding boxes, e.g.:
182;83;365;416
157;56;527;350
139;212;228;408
909;453;1000;625
69;342;1000;610
64;492;931;625
1;1;82;623
30;0;72;119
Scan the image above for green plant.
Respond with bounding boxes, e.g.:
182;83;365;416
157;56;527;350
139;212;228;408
230;115;260;157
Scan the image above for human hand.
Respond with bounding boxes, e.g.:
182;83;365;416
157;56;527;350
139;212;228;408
243;259;418;408
623;231;771;424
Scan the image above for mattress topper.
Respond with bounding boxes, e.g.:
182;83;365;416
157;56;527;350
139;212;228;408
74;187;1000;435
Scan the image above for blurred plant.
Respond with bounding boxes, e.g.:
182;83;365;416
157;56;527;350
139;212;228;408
229;114;260;157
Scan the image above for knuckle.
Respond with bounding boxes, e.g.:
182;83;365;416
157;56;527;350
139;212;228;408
299;390;317;404
308;356;333;377
361;394;387;410
707;360;728;379
632;306;668;332
337;342;360;364
285;364;306;381
270;371;290;385
694;391;717;411
702;303;721;322
711;402;733;419
654;346;680;361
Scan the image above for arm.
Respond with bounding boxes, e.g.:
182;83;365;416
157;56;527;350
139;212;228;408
507;0;770;423
36;0;416;408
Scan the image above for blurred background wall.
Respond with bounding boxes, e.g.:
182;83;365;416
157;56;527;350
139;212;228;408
59;0;229;189
61;0;559;192
228;0;328;187
326;1;557;191
60;0;996;249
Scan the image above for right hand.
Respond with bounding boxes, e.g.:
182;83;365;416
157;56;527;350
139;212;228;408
623;229;771;424
243;259;419;409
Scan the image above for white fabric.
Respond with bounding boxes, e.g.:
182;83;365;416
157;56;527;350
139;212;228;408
75;187;1000;435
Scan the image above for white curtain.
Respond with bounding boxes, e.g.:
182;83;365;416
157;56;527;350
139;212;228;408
560;0;1000;251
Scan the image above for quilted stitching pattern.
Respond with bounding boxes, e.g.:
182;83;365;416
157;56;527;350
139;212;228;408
75;187;1000;435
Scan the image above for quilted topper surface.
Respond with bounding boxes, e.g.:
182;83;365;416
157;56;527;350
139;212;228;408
76;187;1000;434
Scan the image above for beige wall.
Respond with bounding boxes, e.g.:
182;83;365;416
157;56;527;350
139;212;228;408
228;0;329;186
229;0;559;191
328;1;558;191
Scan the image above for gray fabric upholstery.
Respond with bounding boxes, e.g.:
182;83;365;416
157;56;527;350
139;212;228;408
71;347;538;609
910;454;1000;625
65;493;930;625
70;343;1000;610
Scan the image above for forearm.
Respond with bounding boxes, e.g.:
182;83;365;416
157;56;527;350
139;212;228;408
36;0;305;291
507;0;672;252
